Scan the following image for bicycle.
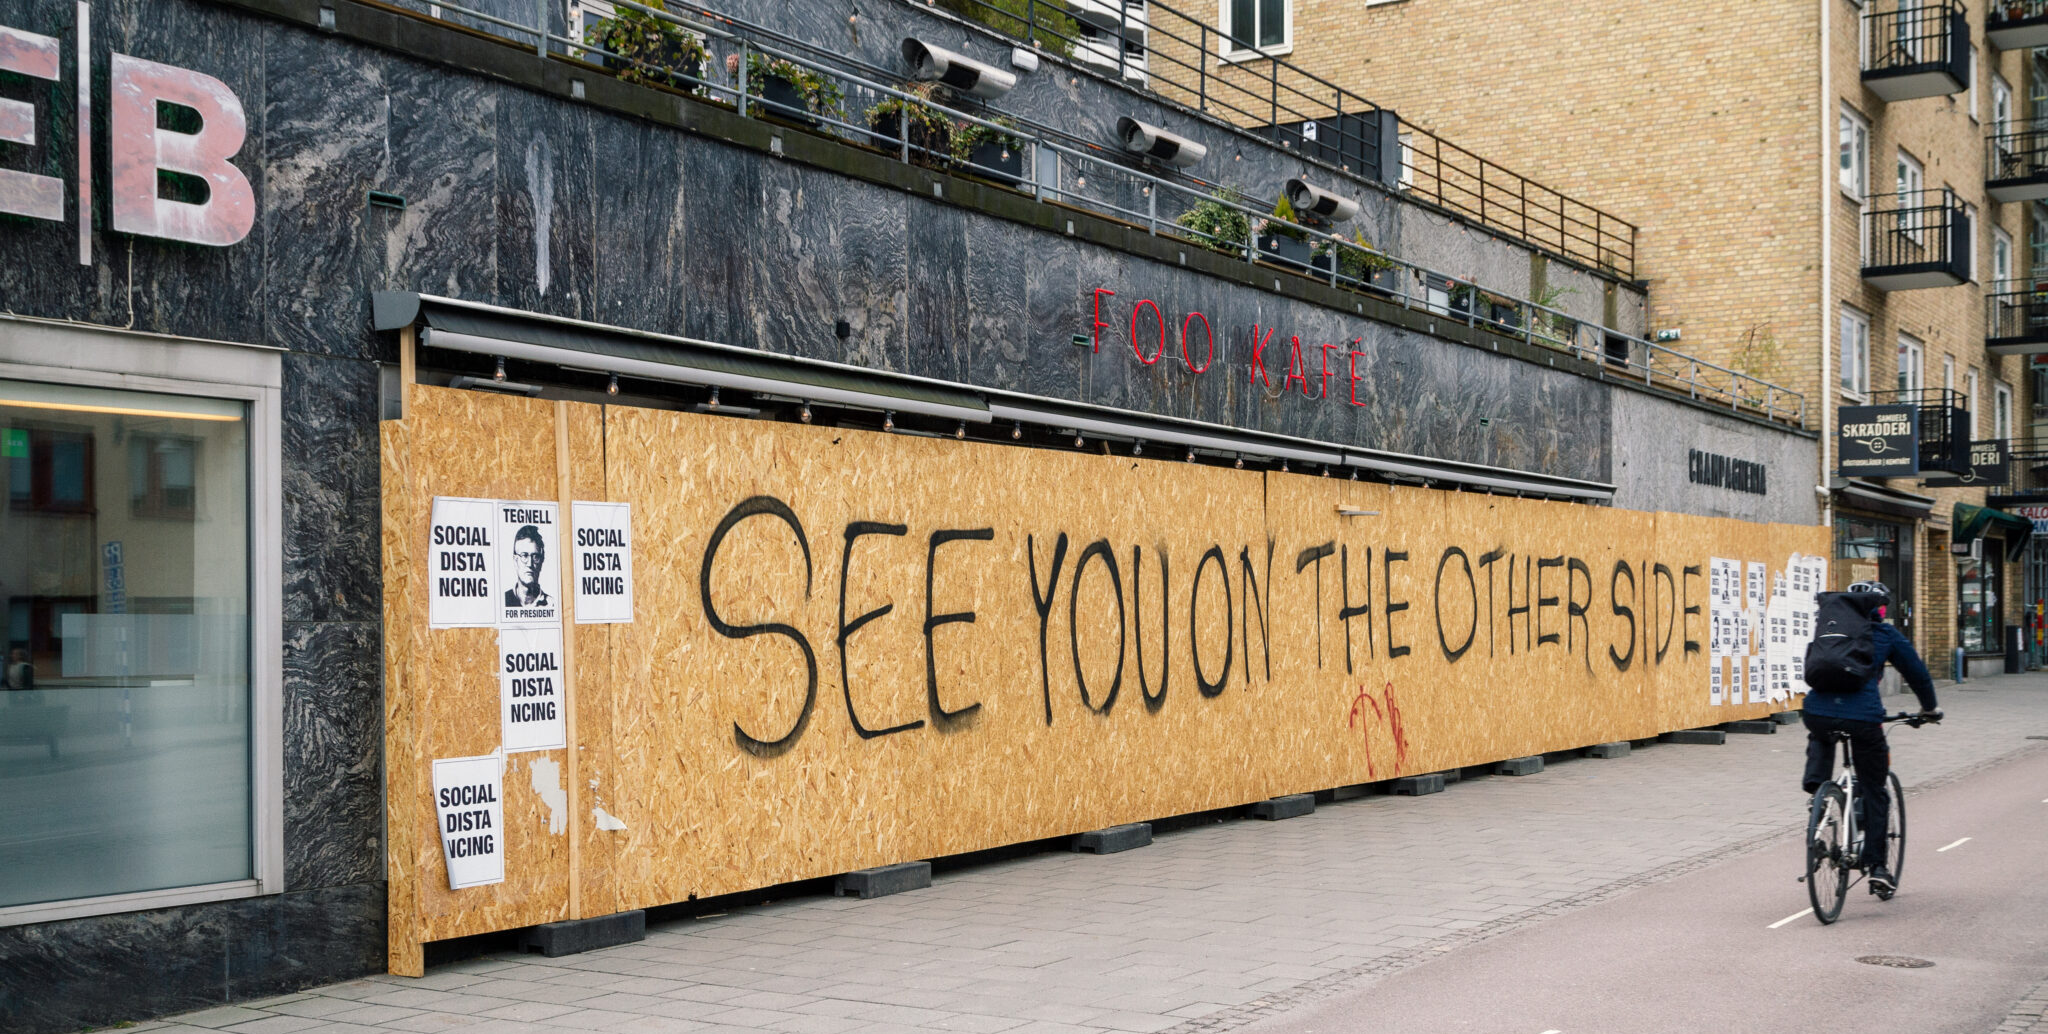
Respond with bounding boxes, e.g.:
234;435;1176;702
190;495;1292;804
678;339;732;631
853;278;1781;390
1802;711;1939;924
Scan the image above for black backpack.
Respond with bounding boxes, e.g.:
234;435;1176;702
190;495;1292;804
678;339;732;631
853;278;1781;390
1804;592;1880;693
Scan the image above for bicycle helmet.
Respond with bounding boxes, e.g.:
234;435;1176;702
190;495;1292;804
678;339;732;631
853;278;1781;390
1846;580;1890;599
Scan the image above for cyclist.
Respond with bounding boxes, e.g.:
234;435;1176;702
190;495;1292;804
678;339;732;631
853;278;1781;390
1802;580;1941;897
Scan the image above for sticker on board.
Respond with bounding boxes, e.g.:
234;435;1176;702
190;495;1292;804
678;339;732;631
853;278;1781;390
497;501;562;628
428;497;499;628
499;627;566;752
571;501;633;624
431;754;505;890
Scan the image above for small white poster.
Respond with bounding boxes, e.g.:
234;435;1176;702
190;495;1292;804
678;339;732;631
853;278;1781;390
499;627;567;752
1709;658;1724;707
428;497;499;628
1747;654;1766;705
432;754;505;890
497;501;562;628
572;501;634;624
1746;561;1767;611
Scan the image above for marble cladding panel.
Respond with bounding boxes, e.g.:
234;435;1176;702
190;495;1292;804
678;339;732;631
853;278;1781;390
593;115;690;331
284;620;385;891
0;883;384;1034
365;60;503;304
283;353;382;623
495;87;597;321
260;28;390;359
906;197;970;385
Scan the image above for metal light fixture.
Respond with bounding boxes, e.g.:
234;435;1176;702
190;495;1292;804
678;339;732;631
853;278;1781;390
1132;440;1143;456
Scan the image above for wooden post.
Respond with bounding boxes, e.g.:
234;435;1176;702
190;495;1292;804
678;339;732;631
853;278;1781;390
553;401;583;919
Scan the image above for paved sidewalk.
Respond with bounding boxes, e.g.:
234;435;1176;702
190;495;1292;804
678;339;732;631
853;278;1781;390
142;677;2048;1034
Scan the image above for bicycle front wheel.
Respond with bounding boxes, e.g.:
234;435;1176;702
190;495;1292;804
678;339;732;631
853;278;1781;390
1807;781;1850;924
1882;770;1907;891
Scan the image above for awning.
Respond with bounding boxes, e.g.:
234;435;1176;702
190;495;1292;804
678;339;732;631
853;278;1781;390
1952;502;2035;561
1832;479;1934;522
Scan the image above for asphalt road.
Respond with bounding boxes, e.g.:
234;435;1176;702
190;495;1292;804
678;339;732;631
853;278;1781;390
1252;746;2048;1034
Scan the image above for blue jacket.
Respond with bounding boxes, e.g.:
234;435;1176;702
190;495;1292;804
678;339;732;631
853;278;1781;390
1803;621;1938;722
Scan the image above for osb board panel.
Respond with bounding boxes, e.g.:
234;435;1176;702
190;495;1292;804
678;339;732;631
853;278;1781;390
380;414;426;976
383;386;599;947
386;388;1827;949
565;404;621;920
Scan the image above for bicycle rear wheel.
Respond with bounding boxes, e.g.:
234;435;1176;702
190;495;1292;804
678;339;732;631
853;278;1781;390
1807;782;1850;924
1880;770;1906;895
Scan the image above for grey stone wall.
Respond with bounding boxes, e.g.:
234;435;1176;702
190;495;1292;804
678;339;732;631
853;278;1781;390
1608;389;1820;525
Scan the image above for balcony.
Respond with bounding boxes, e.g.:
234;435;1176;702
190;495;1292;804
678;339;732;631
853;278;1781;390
1986;117;2048;202
1987;282;2048;354
1987;0;2048;50
1861;189;1970;291
1868;389;1973;476
1862;1;1968;102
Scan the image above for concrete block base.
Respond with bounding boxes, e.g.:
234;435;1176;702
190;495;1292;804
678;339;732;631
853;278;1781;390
516;910;646;958
1325;783;1371;802
1389;774;1445;796
1583;741;1631;758
1660;728;1727;745
835;861;931;898
1770;710;1802;725
1493;755;1544;776
1723;720;1776;734
1251;793;1315;820
1072;823;1152;854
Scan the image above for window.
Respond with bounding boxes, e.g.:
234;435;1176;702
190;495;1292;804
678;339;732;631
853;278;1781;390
6;427;94;514
1840;306;1871;397
0;324;280;929
1995;74;2014;135
1220;0;1290;57
1968;368;1980;436
129;434;198;520
1897;149;1924;239
1996;227;2014;288
1957;547;2001;653
1968;45;1979;121
2036;208;2048;272
1996;381;2013;439
1897;334;1924;394
1944;354;1956;397
1839;107;1870;199
1964;200;1979;281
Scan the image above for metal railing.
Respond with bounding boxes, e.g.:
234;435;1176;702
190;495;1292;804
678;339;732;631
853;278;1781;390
1987;279;2048;342
391;0;1789;424
1863;0;1962;74
1869;388;1971;475
1987;116;2048;183
1862;189;1965;271
933;0;1636;276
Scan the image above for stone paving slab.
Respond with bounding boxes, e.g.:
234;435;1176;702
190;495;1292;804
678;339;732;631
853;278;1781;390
142;677;2048;1034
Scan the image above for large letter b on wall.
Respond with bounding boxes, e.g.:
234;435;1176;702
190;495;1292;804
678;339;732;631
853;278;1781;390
110;53;253;246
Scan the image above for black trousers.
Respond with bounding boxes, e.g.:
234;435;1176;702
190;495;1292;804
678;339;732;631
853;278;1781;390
1802;712;1891;868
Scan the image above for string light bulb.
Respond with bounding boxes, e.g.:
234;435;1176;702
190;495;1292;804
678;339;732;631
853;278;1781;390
800;403;813;423
1133;440;1143;456
1074;434;1085;449
1234;456;1244;469
1321;466;1330;477
606;373;619;396
708;386;720;409
884;411;895;432
1280;460;1290;473
1186;449;1196;462
955;421;968;440
493;356;506;381
1011;421;1023;440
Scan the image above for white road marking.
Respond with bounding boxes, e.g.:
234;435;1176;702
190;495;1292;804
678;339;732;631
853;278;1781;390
1540;1029;1562;1034
1768;908;1814;929
1937;837;1972;852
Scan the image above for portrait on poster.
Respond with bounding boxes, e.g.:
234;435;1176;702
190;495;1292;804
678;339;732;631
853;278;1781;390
497;501;561;627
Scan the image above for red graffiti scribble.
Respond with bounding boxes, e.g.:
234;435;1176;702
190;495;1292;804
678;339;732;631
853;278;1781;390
1346;681;1410;778
1347;686;1383;778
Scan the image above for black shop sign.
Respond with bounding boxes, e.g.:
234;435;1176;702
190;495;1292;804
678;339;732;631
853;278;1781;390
1923;439;2010;487
1687;449;1767;495
1837;405;1919;478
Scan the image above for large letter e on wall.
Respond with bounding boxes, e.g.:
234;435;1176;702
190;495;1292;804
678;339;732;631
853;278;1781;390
110;53;253;247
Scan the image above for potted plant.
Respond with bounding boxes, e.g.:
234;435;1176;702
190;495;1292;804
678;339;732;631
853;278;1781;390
1318;231;1400;295
745;53;843;127
866;85;953;167
584;0;709;95
1174;187;1253;255
1256;191;1313;270
953;116;1028;186
1447;281;1477;316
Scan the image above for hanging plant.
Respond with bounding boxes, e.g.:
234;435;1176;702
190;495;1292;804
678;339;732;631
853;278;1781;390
584;0;710;95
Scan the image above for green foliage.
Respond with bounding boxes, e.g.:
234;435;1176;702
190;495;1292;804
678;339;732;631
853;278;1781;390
1175;187;1253;252
584;0;710;93
1263;191;1309;242
866;86;954;164
1316;230;1397;282
933;0;1078;58
953;116;1027;161
746;53;845;117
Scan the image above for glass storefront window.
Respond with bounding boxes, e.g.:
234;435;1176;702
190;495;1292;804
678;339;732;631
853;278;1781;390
1834;514;1916;635
1958;539;2003;654
0;379;251;908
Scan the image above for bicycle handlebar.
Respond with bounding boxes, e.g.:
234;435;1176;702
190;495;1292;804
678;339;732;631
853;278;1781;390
1884;710;1943;727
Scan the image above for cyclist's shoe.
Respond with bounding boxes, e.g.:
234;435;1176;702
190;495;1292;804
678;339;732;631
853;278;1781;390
1802;780;1821;794
1869;866;1897;900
